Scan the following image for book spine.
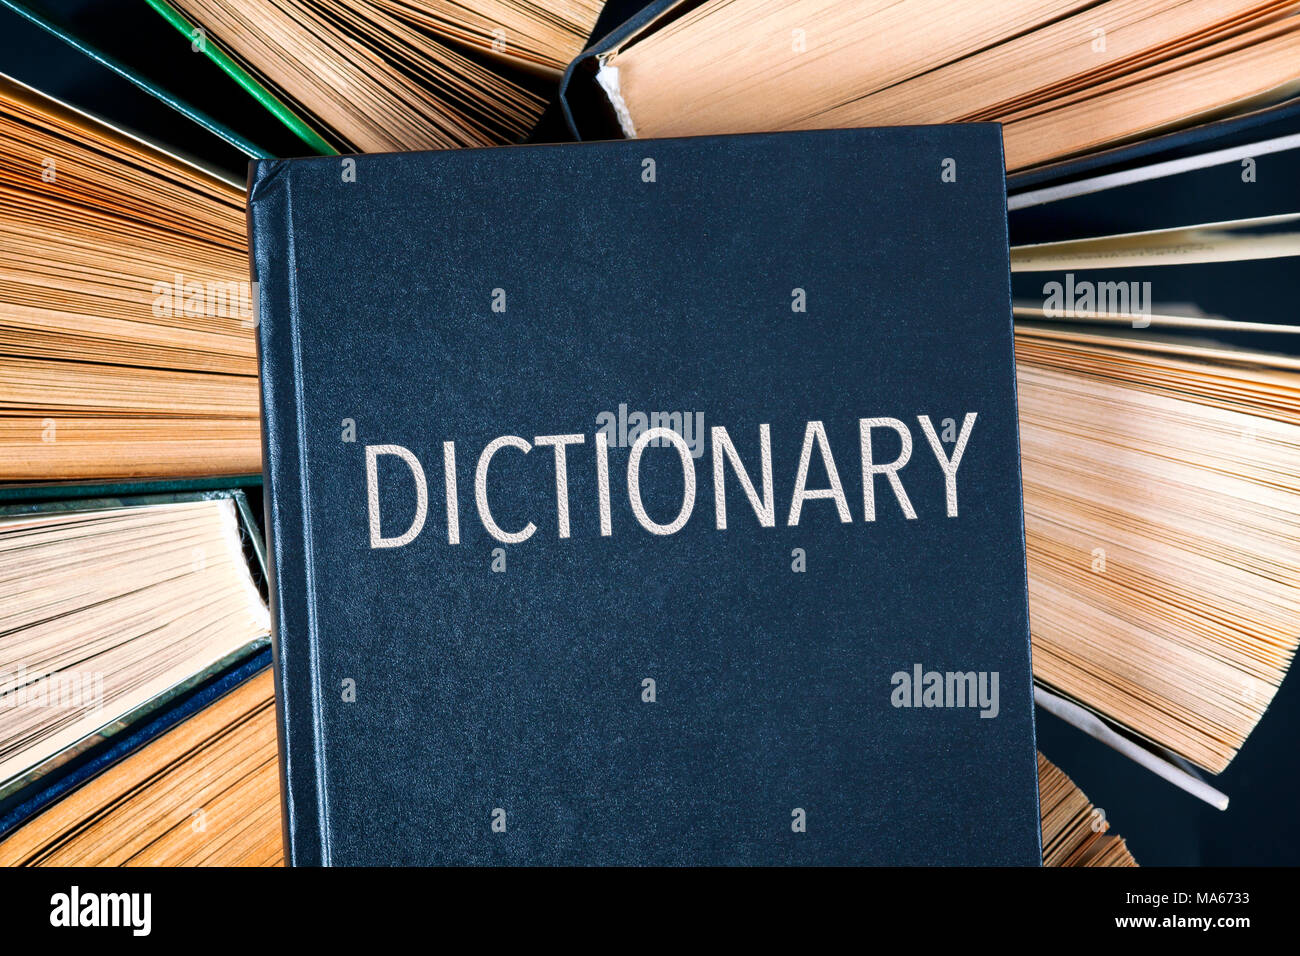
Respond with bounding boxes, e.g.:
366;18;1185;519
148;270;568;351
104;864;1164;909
988;124;1046;864
248;160;328;866
558;0;684;140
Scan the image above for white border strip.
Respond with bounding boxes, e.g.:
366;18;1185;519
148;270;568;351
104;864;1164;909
1035;684;1230;811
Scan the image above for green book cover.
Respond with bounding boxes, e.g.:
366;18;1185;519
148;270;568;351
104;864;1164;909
142;0;338;155
0;0;272;158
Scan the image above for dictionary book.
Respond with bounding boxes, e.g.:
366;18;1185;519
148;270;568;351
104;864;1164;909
250;126;1040;865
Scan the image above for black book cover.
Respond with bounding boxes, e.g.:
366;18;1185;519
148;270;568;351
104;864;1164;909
249;126;1040;865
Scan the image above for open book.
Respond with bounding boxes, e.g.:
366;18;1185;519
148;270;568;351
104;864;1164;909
563;0;1300;171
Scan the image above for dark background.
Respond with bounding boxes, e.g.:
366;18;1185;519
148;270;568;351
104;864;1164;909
1;0;1295;865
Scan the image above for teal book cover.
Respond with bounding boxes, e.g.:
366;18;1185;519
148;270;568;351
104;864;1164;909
250;126;1040;865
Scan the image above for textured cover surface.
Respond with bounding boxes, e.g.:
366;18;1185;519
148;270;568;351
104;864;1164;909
249;126;1039;865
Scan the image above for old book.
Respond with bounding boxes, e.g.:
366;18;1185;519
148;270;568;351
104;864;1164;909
1011;315;1300;780
0;494;269;812
150;0;604;151
249;127;1042;864
560;0;1300;171
0;73;259;483
1003;124;1300;788
0;663;280;866
1039;753;1137;866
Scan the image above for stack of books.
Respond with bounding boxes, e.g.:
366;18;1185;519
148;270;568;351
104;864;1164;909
3;0;1298;866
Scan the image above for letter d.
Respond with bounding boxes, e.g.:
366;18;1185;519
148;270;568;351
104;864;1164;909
365;444;428;548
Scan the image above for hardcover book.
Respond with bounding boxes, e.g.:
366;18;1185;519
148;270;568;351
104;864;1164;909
558;0;1300;171
0;489;270;835
249;126;1040;865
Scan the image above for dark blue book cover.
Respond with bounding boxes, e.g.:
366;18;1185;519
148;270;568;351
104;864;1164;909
248;126;1040;865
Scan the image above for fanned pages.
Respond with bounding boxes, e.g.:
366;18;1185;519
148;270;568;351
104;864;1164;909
162;0;563;150
1017;327;1300;772
372;0;604;74
592;0;1300;170
0;668;280;866
0;75;259;482
1039;754;1139;866
0;498;269;789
